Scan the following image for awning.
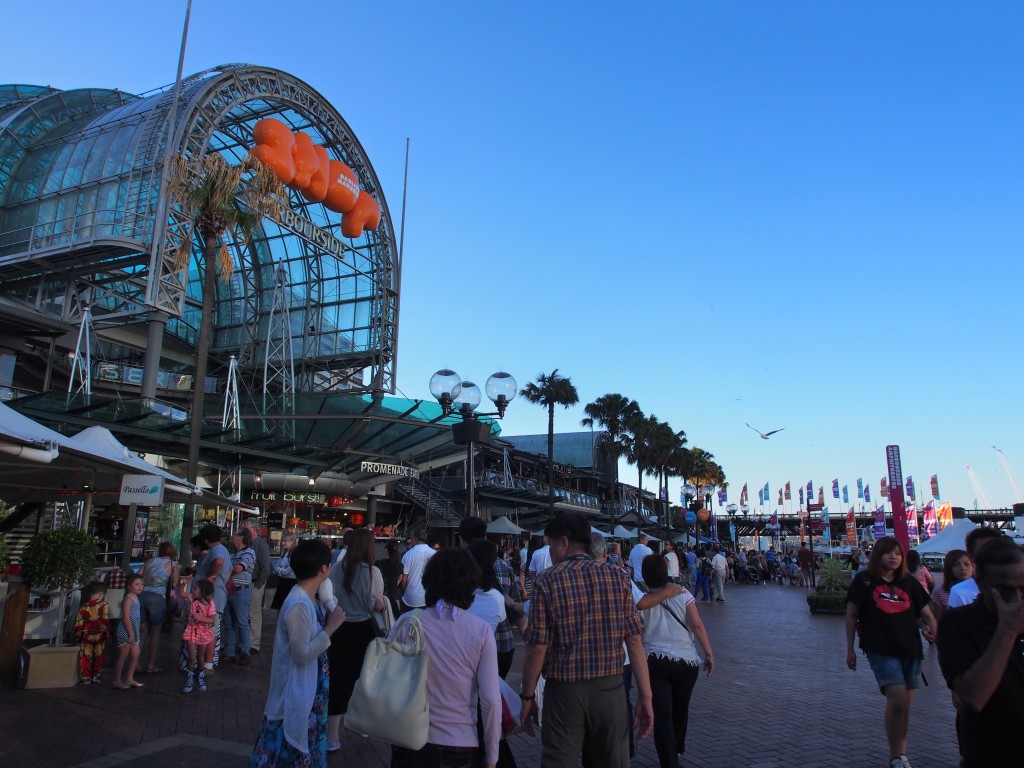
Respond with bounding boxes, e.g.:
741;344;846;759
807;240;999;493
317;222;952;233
486;516;526;535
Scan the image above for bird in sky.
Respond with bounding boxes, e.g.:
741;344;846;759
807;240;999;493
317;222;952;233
746;423;784;440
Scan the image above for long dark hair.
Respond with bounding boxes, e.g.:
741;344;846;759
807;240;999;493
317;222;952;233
343;528;375;594
941;549;970;590
868;537;907;580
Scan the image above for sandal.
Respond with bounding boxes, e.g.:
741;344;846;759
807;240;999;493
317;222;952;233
128;681;145;688
143;667;164;674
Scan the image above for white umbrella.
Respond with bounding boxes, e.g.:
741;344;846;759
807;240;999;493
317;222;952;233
612;525;636;538
486;516;526;535
912;518;978;555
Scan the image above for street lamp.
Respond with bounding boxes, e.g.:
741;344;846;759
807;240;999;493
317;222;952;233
726;503;738;547
429;369;516;518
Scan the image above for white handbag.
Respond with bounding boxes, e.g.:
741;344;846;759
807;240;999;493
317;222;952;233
344;610;429;750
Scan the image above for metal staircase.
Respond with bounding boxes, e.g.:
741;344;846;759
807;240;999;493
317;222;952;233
395;477;458;524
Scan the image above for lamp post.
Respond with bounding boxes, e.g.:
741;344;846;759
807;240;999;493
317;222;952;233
726;503;738;547
682;483;697;542
700;484;715;541
429;369;516;519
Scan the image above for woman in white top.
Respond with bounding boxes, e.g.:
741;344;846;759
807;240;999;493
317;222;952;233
640;554;714;768
466;539;507;633
249;538;345;767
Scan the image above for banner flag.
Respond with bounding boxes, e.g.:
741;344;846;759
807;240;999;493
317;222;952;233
857;478;864;499
930;474;940;499
821;506;830;526
873;506;886;540
729;522;736;542
886;445;910;551
710;513;718;540
769;511;778;527
778;488;783;505
906;476;915;501
718;488;726;505
842;485;849;504
845;508;857;545
799;487;804;505
800;518;805;542
906;504;920;545
763;482;770;502
784;481;791;501
864;484;871;504
880;477;888;499
806;480;813;500
937;501;953;530
832;479;840;499
817;486;824;505
923;500;938;539
741;483;748;504
758;487;764;504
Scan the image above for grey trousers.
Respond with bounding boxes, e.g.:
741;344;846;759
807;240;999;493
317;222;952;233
542;674;629;768
247;583;265;651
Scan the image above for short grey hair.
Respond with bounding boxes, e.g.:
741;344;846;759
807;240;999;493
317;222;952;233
590;532;608;560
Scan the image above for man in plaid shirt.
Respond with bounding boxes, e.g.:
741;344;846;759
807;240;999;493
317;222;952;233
520;512;653;768
458;516;521;678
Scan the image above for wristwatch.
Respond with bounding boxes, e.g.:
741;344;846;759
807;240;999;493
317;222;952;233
519;691;536;701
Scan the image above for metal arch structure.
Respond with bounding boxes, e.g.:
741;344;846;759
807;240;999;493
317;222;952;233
0;64;400;399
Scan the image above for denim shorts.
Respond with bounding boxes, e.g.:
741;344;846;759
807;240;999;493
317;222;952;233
139;590;167;625
865;652;922;692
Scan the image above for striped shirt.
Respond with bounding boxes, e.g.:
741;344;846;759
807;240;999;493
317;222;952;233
493;558;518;653
525;553;643;683
231;547;255;588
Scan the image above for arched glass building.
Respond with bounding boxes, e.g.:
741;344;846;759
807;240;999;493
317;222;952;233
0;64;399;398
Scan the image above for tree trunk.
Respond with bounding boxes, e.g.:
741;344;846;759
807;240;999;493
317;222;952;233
182;233;219;561
547;402;555;522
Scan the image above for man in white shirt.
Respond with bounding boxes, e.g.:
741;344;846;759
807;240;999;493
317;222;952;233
528;541;552;576
399;528;434;611
947;527;1004;608
710;546;729;602
628;534;653;583
663;540;681;584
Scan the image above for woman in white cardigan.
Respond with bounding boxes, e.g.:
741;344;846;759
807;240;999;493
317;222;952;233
250;539;346;767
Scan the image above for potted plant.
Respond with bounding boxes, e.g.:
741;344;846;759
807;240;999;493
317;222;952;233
806;557;849;615
18;526;98;688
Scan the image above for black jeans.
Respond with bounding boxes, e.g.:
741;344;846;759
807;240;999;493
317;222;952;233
647;654;699;768
392;743;482;768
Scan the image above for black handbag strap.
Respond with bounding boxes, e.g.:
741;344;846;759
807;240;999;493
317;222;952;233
661;600;691;635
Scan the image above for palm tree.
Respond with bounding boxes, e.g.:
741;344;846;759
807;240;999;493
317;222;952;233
167;152;286;557
520;369;579;520
623;411;658;523
581;393;640;531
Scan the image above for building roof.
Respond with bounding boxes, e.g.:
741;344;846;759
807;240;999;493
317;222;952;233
502;431;605;470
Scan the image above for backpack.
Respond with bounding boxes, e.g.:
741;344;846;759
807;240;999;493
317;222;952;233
700;557;713;577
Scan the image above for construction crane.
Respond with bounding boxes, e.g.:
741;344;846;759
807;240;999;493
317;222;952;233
965;464;996;509
992;446;1024;503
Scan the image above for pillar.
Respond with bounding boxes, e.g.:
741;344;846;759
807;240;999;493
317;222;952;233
141;311;169;400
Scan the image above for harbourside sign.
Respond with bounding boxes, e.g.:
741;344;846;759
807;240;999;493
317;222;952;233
270;202;349;260
360;461;419;479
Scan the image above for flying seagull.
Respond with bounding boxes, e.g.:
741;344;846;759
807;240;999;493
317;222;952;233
747;423;784;440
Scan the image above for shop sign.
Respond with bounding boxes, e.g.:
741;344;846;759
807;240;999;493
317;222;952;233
249;491;328;505
120;474;165;506
359;461;419;479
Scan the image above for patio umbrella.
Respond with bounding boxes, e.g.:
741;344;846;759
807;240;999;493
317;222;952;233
487;516;526;535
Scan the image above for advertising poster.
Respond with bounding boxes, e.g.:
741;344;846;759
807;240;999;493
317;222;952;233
906;504;920;545
130;509;149;559
937;501;954;530
845;509;857;544
873;507;886;540
923;501;938;539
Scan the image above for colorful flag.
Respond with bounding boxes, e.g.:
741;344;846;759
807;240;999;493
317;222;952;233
817;486;824;505
832;479;839;499
864;484;871;504
717;488;727;505
740;483;748;504
799;486;804;505
784;481;791;501
906;476;915;500
806;480;813;500
710;513;718;540
857;478;864;499
845;508;857;545
763;482;769;502
906;504;920;545
769;511;778;527
937;501;953;530
880;478;888;499
842;485;849;504
778;488;783;506
758;487;764;504
923;501;937;539
873;506;886;540
930;474;940;499
821;506;830;526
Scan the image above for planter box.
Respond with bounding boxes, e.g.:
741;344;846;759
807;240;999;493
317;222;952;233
807;591;847;615
25;645;79;689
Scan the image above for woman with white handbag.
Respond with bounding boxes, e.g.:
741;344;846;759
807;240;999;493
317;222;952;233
249;539;346;767
390;547;502;768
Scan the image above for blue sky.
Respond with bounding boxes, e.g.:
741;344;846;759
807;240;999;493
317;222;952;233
6;2;1024;511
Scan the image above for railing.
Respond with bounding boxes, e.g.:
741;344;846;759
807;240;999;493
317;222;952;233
0;208;151;259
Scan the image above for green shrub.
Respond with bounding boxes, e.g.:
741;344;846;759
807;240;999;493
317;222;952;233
0;532;8;567
816;557;847;592
807;591;847;614
20;526;98;590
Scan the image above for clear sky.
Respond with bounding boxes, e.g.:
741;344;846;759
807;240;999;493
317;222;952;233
6;1;1024;512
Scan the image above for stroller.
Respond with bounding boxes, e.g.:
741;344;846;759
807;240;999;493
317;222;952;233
742;564;762;584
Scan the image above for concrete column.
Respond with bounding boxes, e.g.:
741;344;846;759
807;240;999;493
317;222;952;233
366;495;378;526
141;311;169;400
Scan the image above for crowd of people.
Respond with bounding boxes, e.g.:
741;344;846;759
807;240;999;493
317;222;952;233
73;515;1022;768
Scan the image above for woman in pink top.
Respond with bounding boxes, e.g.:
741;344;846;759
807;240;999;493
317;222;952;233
390;547;501;768
929;548;972;622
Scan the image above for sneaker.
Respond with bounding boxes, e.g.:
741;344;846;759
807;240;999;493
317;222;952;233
198;671;207;691
91;676;101;684
716;598;726;603
183;671;194;694
326;741;342;753
899;756;912;768
248;647;260;655
81;677;91;686
238;653;251;666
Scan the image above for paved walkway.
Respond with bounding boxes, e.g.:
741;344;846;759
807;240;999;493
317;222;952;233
0;579;960;768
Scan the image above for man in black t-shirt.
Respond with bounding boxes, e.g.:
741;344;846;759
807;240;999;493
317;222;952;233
937;538;1024;768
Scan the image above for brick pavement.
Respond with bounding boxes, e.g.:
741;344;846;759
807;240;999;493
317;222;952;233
0;579;961;768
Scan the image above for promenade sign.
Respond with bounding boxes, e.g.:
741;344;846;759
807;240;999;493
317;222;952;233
886;444;910;550
359;460;419;479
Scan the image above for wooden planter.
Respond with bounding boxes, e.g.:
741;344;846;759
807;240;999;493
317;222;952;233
25;645;79;689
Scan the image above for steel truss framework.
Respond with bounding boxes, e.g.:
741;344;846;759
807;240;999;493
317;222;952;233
0;65;399;396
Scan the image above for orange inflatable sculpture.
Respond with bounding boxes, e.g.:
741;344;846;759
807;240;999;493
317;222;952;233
250;118;381;238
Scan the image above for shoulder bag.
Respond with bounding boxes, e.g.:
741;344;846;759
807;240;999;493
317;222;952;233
660;599;695;646
345;610;429;750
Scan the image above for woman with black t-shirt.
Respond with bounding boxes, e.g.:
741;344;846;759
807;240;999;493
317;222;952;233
845;536;937;768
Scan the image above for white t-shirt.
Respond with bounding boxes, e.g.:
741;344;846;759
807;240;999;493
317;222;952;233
468;588;507;632
528;545;551;575
947;577;979;608
711;553;728;575
665;551;680;578
641;590;699;665
623;580;646;667
628;543;653;581
401;543;435;608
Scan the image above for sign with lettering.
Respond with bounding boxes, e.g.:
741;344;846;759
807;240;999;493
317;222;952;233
359;461;420;479
119;474;165;506
886;445;910;550
249;491;328;505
